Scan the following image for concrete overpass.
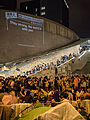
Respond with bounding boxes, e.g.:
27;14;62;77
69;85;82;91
0;9;79;64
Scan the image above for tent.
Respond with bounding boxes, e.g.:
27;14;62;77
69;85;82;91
39;102;85;120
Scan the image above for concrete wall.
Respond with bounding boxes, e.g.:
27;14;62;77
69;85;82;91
0;9;79;64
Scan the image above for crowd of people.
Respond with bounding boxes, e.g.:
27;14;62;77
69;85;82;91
0;45;90;120
18;52;75;77
0;46;90;105
4;43;85;78
9;45;88;77
0;74;90;105
79;46;89;53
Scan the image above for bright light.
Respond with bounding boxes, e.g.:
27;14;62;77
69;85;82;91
41;6;45;10
88;40;90;43
35;8;37;12
26;6;28;10
41;12;45;15
64;0;69;8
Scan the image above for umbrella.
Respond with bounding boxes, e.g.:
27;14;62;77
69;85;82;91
2;95;18;105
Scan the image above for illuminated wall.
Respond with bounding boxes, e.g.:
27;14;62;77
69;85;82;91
0;9;79;64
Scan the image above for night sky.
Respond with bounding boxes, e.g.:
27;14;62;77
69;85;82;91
67;0;90;38
0;0;90;38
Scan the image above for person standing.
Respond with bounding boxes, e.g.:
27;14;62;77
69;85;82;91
54;65;58;76
74;76;78;91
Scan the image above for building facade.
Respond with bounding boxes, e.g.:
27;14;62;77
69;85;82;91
20;0;69;27
0;0;69;27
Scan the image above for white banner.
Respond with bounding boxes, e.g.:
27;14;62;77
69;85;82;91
5;12;17;19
